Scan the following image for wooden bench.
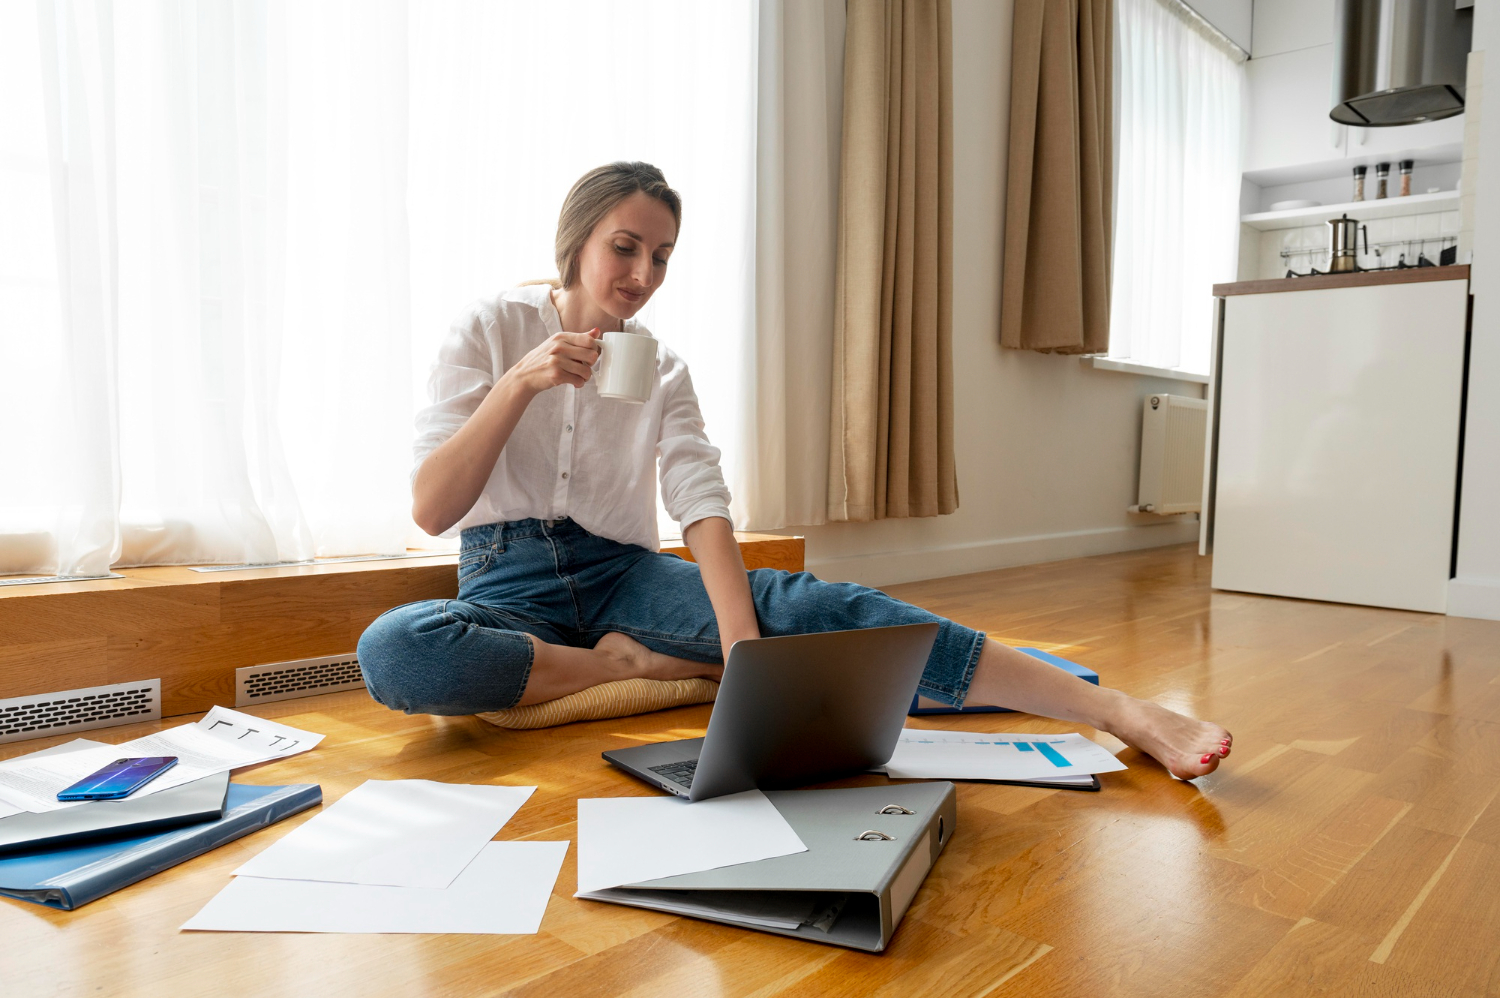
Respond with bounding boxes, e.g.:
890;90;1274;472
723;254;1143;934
0;533;803;722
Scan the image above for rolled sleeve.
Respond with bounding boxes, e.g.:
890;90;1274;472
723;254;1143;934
412;305;498;482
657;360;733;531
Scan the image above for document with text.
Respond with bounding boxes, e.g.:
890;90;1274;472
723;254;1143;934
0;707;323;813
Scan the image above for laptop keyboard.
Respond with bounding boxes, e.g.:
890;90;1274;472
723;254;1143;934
648;760;698;789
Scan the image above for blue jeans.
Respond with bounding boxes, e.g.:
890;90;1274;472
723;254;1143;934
356;517;987;714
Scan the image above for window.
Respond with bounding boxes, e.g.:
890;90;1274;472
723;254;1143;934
0;0;756;576
1108;0;1246;376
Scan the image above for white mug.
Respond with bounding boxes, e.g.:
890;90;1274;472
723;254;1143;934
594;330;658;403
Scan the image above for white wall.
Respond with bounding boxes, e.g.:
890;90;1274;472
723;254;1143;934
1183;0;1252;54
1251;0;1329;58
1450;8;1500;621
793;0;1202;587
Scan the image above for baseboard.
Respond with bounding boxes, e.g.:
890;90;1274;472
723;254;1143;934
805;521;1203;587
1447;577;1500;621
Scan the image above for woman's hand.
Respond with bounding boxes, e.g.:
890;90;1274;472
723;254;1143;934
412;327;601;536
502;329;603;397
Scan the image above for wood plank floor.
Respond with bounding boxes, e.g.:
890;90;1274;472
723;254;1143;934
4;543;1499;997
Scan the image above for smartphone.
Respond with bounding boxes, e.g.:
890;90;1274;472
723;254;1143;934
56;756;180;802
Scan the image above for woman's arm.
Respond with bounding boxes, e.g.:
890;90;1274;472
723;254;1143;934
412;329;602;536
683;515;761;662
654;353;750;659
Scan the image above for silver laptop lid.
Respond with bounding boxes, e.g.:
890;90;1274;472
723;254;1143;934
684;623;939;800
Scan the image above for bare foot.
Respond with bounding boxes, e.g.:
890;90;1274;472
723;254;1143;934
1104;693;1232;780
593;632;723;685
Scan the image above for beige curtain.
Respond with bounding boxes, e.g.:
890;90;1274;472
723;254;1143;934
828;0;957;523
1000;0;1113;354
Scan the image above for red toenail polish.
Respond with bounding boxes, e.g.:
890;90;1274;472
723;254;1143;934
1219;746;1229;756
1201;754;1213;764
1221;738;1231;744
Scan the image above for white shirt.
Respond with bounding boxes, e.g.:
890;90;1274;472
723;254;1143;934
413;284;733;550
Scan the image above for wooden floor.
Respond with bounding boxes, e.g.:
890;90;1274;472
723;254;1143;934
4;543;1500;997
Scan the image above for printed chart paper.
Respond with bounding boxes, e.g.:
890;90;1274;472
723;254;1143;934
0;707;322;813
183;841;568;934
575;789;807;895
880;730;1127;781
234;780;535;889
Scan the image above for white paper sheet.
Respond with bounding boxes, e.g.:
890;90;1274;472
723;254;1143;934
0;707;323;813
0;739;109;819
575;790;807;895
879;730;1127;781
234;780;535;888
182;840;568;934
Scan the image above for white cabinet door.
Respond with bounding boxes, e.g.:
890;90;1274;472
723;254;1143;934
1244;45;1346;175
1243;39;1464;178
1212;278;1468;612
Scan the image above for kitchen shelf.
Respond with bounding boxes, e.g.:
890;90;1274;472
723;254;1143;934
1240;189;1459;231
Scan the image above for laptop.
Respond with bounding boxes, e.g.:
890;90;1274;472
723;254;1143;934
602;623;939;801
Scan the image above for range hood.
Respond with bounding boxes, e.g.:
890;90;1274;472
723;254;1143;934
1331;0;1473;126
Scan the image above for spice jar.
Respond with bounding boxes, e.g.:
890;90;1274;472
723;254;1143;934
1352;165;1367;202
1399;160;1413;197
1375;162;1390;199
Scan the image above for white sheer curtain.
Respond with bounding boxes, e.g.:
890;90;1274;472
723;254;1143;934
2;0;124;577
1;0;779;576
1109;0;1245;376
406;1;759;542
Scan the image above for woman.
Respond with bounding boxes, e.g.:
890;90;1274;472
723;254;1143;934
358;161;1232;779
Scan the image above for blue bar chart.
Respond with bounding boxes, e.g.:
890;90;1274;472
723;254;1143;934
884;731;1126;781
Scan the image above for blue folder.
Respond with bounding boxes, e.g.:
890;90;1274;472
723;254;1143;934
0;782;321;910
909;647;1099;715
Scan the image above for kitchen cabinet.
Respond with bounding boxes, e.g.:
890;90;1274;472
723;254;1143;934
1243;43;1465;180
1203;269;1470;613
1244;46;1346;176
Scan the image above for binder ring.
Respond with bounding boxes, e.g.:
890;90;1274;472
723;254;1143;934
855;829;895;841
877;804;915;815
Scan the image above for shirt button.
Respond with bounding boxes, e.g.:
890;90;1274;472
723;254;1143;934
566;424;573;432
561;472;569;479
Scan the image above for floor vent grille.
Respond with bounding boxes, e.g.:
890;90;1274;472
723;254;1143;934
0;681;162;744
235;654;366;707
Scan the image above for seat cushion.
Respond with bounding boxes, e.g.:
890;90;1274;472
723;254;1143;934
476;677;719;730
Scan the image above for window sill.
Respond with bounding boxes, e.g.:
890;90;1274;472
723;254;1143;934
1083;356;1210;385
0;533;803;598
0;553;459;599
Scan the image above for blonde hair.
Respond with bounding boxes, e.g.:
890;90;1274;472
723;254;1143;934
553;162;682;289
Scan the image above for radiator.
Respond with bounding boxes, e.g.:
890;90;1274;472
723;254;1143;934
1134;394;1208;515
